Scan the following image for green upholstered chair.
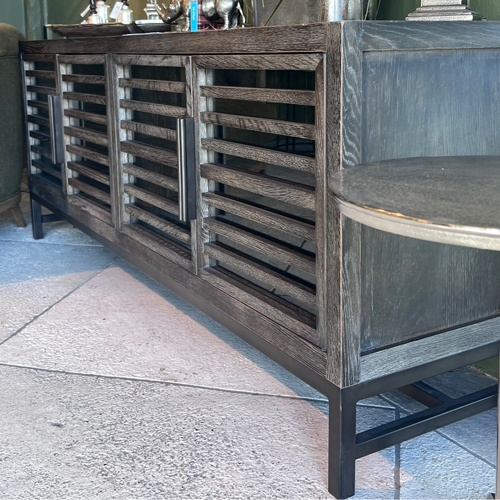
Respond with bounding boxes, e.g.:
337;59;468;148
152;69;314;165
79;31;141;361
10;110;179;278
0;23;26;227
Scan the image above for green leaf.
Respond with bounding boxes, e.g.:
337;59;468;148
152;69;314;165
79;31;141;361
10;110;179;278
264;0;285;25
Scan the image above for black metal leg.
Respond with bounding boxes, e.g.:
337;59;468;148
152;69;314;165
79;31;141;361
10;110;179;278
328;388;357;499
30;196;44;240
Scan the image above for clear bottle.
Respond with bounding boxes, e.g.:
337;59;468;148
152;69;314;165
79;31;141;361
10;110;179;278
118;0;134;24
96;0;110;23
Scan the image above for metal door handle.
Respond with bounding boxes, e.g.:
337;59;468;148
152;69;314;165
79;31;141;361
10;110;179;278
48;94;64;165
177;117;196;222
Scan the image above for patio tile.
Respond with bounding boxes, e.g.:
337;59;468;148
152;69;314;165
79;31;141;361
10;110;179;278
0;365;398;500
436;408;498;467
426;367;498;399
399;428;496;499
0;238;116;343
382;368;498;466
0;258;323;399
0;271;100;343
0;240;115;285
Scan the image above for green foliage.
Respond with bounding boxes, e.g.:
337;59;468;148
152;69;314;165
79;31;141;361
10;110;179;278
264;0;284;25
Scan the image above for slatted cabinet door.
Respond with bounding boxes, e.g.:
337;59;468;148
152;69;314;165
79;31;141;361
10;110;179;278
22;54;63;189
59;55;113;225
194;55;325;350
111;55;196;273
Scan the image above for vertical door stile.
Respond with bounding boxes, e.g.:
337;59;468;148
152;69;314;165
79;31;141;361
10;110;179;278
118;58;135;230
185;57;199;274
315;55;327;351
56;55;72;197
106;53;132;229
195;64;216;273
59;59;78;197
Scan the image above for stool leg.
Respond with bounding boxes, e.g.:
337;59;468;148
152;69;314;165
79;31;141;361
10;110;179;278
10;206;26;227
329;388;357;499
30;197;44;240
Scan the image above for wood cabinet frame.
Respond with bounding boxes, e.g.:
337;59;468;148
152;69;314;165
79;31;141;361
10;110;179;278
21;22;500;498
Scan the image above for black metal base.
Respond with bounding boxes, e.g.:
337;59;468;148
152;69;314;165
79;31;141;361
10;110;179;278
328;375;497;499
30;196;62;240
30;191;498;500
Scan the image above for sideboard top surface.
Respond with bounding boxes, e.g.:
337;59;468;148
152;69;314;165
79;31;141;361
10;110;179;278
20;21;500;56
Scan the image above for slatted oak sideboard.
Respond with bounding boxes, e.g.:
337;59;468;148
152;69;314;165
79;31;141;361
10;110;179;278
21;22;500;499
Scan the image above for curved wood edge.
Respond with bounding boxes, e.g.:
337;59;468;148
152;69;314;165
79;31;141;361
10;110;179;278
334;197;500;252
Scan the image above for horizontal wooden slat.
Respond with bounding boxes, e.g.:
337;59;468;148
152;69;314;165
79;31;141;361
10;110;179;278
62;74;106;85
201;163;315;211
32;159;61;179
58;54;105;65
22;54;55;63
202;138;315;173
31;144;52;161
123;163;178;191
205;242;316;311
25;70;56;79
27;100;49;111
30;130;50;142
194;54;322;71
68;161;110;186
200;86;315;106
68;178;111;205
124;184;179;216
64;108;108;125
119;78;186;94
22;25;327;56
360;316;500;383
69;194;112;224
203;267;318;346
63;92;106;106
203;192;315;241
28;114;49;127
66;144;109;166
64;126;109;147
121;140;178;168
122;223;192;271
125;204;190;245
201;111;315;141
114;54;189;67
121;120;177;142
26;85;56;95
120;99;187;118
204;218;315;275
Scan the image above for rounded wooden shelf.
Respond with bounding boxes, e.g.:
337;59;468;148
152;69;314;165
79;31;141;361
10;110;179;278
329;155;500;251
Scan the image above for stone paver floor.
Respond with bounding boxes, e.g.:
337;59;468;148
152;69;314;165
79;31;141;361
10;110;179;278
0;191;497;499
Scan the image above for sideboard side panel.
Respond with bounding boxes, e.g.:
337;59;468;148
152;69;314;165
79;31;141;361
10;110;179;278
359;46;500;353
